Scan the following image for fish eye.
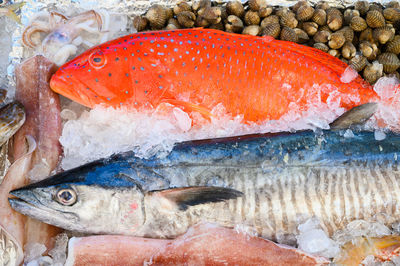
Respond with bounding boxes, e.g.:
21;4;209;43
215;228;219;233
89;50;106;68
56;188;77;206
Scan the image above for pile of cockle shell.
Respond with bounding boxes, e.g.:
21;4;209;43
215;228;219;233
132;0;400;84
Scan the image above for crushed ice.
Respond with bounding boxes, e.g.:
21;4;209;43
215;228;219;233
296;218;340;258
24;233;68;266
340;66;359;84
60;77;400;169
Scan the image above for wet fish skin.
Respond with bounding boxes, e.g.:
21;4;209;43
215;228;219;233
9;130;400;244
0;101;25;147
50;28;377;123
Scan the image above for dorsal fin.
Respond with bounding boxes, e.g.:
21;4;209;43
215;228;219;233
330;102;378;130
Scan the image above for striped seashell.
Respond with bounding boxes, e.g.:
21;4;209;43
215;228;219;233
355;1;369;16
350;16;368;32
373;26;395;44
145;4;170;29
198;6;222;24
195;16;210;27
261;23;281;39
302;21;318;36
280;11;298;28
296;5;314;22
261;15;280;28
386;1;400;9
226;1;245;18
165;18;181;30
248;0;267;12
225;15;244;33
343;9;360;25
209;21;224;31
291;0;308;13
341;41;357;59
315;1;330;10
244;11;261;25
378;52;400;73
326;7;343;31
328;32;346;49
386;35;400;55
313;30;331;43
383;8;400;22
368;4;383;13
359;28;375;43
294;28;309;43
242;25;261;36
280;26;298;42
258;6;273;18
350;54;368;72
359;41;378;60
366;10;385;28
363;61;383;84
177;11;196;28
313;42;329;52
312;9;326;26
192;0;211;12
328;49;340;58
132;16;148;32
338;26;354;42
173;1;192;15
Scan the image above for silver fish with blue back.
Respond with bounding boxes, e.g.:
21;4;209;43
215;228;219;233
9;103;400;245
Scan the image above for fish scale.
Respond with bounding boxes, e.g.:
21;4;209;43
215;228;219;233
50;28;378;123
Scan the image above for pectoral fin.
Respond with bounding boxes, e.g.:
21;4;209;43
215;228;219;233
151;186;243;211
330;102;378;130
162;99;213;121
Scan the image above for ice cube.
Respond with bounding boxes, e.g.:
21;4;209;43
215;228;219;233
340;66;359;84
343;129;355;138
23;243;46;263
173;107;192;132
297;218;340;258
374;130;386;141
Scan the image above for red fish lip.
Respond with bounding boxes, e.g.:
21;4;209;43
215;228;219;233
50;71;94;108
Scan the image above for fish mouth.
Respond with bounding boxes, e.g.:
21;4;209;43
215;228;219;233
50;71;94;109
8;189;79;229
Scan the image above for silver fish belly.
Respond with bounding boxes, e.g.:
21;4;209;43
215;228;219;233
8;130;400;244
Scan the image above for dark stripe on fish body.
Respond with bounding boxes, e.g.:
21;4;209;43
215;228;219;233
304;169;314;221
367;166;379;216
386;170;398;215
348;168;360;220
356;166;368;221
373;166;390;215
318;169;333;234
240;172;247;224
338;168;346;226
254;178;262;235
277;176;288;233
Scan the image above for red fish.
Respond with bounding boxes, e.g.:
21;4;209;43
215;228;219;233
50;28;378;124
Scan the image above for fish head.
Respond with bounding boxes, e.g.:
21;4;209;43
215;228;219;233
50;36;164;109
8;161;147;235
